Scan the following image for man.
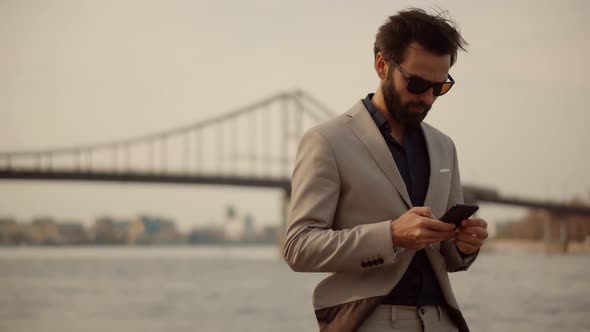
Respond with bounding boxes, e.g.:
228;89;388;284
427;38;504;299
282;8;488;332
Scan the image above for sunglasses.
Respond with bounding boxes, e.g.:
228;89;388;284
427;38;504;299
391;62;455;96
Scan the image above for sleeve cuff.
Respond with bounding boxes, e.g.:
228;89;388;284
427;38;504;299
458;247;479;265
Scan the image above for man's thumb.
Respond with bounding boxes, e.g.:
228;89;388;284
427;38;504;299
410;206;434;218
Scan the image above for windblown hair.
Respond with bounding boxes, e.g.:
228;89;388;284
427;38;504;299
374;8;467;66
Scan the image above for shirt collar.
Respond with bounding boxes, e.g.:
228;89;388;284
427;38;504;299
362;93;390;132
361;93;422;142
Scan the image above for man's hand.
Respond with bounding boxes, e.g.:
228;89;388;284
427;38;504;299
453;218;488;255
391;207;456;251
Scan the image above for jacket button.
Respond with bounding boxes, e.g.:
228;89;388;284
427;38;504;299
419;307;425;314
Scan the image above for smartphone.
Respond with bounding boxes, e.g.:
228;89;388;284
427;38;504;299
439;204;479;227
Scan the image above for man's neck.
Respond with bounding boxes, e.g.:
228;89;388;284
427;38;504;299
371;90;406;144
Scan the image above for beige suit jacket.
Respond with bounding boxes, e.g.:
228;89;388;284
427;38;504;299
283;100;477;332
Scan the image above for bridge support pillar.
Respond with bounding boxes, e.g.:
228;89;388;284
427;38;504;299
559;220;569;253
544;218;551;254
544;215;569;254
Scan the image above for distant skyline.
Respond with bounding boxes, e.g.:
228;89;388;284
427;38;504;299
1;0;589;231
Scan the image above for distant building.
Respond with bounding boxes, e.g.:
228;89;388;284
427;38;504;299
153;218;183;244
113;220;133;243
32;217;60;245
57;222;90;245
224;204;242;242
92;216;121;244
243;214;256;241
188;225;225;244
0;217;19;245
90;215;182;245
127;219;145;244
134;215;183;244
259;225;281;244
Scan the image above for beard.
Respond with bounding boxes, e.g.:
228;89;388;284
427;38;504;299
381;69;431;130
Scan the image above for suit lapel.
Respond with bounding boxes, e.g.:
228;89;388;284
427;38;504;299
421;123;445;251
422;123;439;210
345;102;412;208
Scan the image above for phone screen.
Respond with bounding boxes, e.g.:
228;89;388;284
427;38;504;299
439;204;479;226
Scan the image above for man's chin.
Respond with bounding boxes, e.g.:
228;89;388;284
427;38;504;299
400;114;426;129
403;121;423;130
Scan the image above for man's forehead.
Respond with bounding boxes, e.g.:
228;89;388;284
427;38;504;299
401;42;451;80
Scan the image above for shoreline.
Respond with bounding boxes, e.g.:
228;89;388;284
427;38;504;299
482;238;590;254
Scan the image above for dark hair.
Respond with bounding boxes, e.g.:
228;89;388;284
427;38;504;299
373;8;467;66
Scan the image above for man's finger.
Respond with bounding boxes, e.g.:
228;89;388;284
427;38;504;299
454;233;483;246
460;218;487;229
416;228;454;239
411;206;434;218
421;218;456;231
457;226;488;239
455;241;478;255
420;237;454;244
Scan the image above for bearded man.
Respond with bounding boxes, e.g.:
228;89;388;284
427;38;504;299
283;8;488;332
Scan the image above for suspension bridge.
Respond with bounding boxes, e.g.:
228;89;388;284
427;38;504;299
1;90;588;251
0;90;332;191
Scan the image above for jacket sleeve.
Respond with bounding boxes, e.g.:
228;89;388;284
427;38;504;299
441;139;479;272
282;128;401;273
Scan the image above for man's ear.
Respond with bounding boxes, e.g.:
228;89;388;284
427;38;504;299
374;52;388;80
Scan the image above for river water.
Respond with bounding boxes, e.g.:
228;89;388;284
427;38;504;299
0;246;588;332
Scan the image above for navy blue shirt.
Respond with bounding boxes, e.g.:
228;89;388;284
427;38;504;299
362;94;445;306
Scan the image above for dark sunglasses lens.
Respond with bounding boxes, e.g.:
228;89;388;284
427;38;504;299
407;77;431;94
436;82;453;96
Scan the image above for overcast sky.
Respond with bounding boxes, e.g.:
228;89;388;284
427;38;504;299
1;0;588;232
